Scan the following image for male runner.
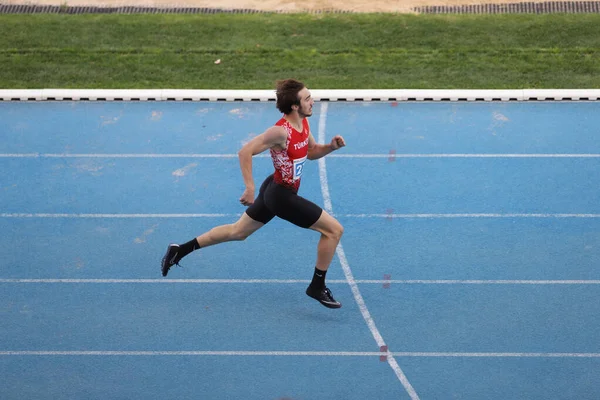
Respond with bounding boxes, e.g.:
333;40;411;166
161;79;346;308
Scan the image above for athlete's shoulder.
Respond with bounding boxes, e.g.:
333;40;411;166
261;125;288;148
264;124;287;136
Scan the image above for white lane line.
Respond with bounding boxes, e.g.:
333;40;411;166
1;351;598;358
2;279;600;285
0;213;239;218
357;279;600;285
1;153;600;158
2;213;599;218
0;279;313;284
318;102;420;400
346;213;600;218
0;351;380;356
0;153;246;158
331;154;600;158
394;352;600;358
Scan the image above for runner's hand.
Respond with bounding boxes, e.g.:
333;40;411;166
240;187;255;206
330;135;346;150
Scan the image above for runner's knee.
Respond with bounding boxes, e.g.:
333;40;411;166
229;218;261;241
326;220;344;241
229;225;252;241
334;222;344;240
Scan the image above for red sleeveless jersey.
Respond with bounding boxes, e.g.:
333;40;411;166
270;117;310;192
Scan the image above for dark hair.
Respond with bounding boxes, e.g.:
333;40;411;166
275;79;305;114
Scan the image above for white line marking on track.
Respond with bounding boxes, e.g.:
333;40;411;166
0;213;239;218
330;154;600;158
2;213;599;218
2;279;600;285
318;102;420;400
355;279;600;285
1;153;599;158
0;153;246;158
0;279;313;284
1;351;598;358
0;351;381;356
393;352;600;358
346;213;600;218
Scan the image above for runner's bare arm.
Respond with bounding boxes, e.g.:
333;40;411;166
306;133;346;160
238;126;287;206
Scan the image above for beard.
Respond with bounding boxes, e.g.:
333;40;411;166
298;105;313;118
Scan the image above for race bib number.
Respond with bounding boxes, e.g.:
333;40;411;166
293;156;307;180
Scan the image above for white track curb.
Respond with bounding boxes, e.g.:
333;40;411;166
1;89;600;101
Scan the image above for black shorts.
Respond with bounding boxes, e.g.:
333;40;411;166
245;174;323;229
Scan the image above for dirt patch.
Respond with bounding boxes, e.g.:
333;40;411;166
3;0;574;13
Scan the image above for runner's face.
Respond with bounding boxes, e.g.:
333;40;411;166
297;88;314;117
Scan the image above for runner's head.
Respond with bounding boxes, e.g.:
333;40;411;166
276;79;313;117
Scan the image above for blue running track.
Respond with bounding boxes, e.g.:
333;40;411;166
1;100;600;399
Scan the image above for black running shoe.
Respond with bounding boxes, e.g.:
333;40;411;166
306;285;341;309
161;244;181;277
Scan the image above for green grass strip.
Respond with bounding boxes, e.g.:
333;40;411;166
2;13;600;89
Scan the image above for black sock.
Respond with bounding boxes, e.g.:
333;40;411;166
310;267;327;289
178;238;201;260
